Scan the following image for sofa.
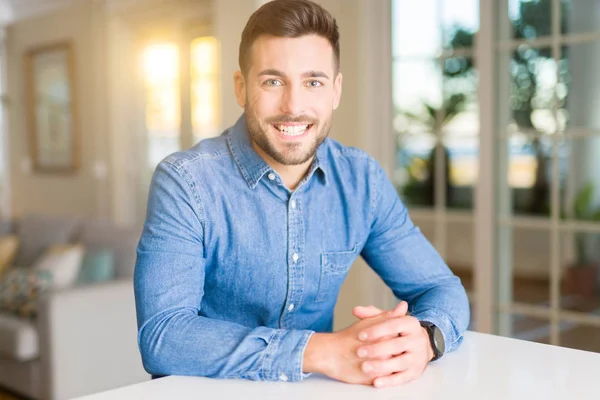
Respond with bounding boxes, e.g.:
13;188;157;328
0;214;149;400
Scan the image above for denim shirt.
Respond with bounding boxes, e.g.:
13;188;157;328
134;115;470;382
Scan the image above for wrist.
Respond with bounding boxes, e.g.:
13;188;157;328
303;332;331;374
422;327;435;361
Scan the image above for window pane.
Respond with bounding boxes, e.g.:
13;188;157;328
191;37;220;141
560;41;600;133
560;230;600;312
393;60;442;133
395;133;436;207
444;136;478;209
507;0;555;40
496;227;552;321
392;0;441;58
143;43;180;169
442;0;478;50
559;324;600;353
499;313;551;344
563;0;600;36
504;134;555;216
442;56;478;135
509;46;557;135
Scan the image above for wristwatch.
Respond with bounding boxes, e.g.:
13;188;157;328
420;321;445;361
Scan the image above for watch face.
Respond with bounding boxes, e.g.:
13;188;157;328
433;327;445;354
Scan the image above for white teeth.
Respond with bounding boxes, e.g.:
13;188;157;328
276;124;309;136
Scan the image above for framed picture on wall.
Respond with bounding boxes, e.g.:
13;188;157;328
24;41;79;173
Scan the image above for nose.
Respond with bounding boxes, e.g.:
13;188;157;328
279;84;304;115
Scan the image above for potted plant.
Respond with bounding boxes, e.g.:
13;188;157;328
563;183;600;298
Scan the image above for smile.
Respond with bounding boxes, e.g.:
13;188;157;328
273;124;313;137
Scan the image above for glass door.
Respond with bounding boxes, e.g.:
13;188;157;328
494;0;600;351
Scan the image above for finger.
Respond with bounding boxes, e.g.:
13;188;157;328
358;315;420;342
353;301;408;320
361;353;411;376
352;305;383;319
391;301;409;317
357;336;411;359
373;370;420;388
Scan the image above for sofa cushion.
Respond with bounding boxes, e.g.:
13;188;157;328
79;221;139;278
33;244;85;290
77;248;115;285
0;268;53;320
0;235;19;277
13;215;80;267
0;313;39;361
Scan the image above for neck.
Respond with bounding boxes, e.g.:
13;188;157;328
252;143;313;190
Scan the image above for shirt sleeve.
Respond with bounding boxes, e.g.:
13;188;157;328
134;160;314;381
360;159;470;352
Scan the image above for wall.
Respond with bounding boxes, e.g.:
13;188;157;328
6;0;110;219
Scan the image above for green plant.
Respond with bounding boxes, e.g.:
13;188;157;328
572;183;600;265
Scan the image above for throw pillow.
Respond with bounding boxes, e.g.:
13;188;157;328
33;244;85;291
77;248;115;285
0;235;19;277
0;268;53;319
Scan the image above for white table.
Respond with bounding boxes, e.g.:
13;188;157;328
76;331;600;399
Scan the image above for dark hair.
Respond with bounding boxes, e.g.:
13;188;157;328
239;0;340;75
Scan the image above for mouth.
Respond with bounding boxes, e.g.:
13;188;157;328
271;123;314;139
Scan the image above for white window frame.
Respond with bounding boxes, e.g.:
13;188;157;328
383;0;600;341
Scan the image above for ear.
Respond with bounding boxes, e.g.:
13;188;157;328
234;70;246;108
332;72;343;110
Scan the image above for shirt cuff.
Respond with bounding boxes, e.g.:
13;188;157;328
410;310;463;353
261;329;315;382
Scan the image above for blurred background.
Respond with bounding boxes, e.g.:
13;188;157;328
0;0;599;399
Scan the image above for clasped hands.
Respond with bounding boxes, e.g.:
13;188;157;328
303;301;434;388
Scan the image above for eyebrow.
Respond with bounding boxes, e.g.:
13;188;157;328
257;69;330;80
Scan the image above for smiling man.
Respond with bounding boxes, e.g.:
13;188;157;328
134;0;470;389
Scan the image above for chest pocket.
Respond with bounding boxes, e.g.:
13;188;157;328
315;245;359;303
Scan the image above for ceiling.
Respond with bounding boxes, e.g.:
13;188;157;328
0;0;79;26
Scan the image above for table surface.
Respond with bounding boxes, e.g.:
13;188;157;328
76;331;600;400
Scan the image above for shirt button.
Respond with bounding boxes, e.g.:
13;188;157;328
279;373;288;382
288;304;295;312
268;173;275;181
292;253;299;263
290;200;296;209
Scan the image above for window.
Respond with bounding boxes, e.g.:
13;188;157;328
191;37;220;142
140;36;220;175
392;0;600;351
142;43;181;170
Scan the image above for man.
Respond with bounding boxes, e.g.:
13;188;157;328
134;0;469;389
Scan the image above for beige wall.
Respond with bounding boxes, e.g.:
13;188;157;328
6;0;109;219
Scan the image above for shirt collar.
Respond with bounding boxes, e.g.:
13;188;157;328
227;114;329;189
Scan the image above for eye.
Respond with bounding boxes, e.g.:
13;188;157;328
306;80;323;88
264;79;283;87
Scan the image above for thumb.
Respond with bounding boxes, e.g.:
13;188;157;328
352;305;383;320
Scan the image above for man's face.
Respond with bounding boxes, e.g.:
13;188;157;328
235;34;342;166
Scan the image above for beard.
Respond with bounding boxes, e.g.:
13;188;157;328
245;103;332;166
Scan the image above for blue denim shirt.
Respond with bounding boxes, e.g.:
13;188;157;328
134;115;470;382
